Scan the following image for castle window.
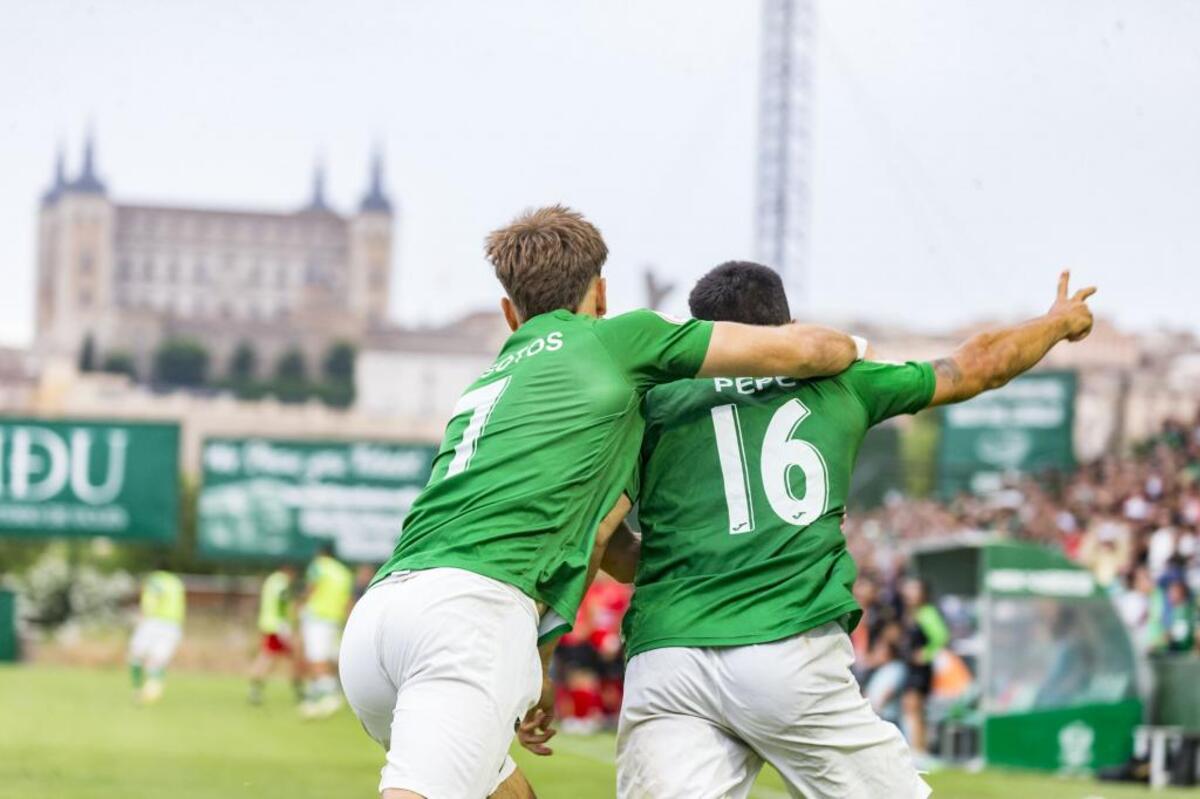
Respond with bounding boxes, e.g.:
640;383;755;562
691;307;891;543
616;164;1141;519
79;255;94;276
117;259;132;280
79;289;93;308
142;258;155;281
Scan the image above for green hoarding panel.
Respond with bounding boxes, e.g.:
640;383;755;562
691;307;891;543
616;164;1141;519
0;590;17;662
984;699;1141;772
937;370;1076;497
198;437;436;563
1150;656;1200;730
0;417;180;542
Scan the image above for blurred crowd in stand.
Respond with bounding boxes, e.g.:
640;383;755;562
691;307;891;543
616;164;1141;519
847;412;1200;664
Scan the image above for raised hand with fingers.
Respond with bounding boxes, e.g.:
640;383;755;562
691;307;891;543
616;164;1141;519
1047;269;1097;342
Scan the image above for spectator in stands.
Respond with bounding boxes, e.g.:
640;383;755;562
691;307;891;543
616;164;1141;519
864;621;907;725
851;574;899;682
1115;565;1156;656
1149;577;1196;654
900;577;949;756
1079;514;1132;589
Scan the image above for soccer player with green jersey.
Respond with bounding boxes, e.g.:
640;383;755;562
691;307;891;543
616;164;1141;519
338;206;863;799
613;262;1096;799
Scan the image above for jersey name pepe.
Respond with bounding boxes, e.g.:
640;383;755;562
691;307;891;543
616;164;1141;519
624;360;936;657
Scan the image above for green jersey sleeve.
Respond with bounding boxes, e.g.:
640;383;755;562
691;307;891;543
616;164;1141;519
593;310;714;394
840;360;936;427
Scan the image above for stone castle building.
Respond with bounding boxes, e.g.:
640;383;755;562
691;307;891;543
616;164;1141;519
34;135;396;379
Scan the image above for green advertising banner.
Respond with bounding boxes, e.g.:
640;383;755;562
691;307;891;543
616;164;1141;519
984;699;1141;772
198;437;436;562
937;370;1077;496
0;417;180;542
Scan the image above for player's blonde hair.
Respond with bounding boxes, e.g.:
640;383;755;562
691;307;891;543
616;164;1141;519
485;205;608;319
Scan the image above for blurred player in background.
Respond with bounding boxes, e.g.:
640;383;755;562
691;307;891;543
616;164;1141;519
610;263;1096;798
339;205;862;799
248;562;301;705
128;565;186;705
299;543;352;719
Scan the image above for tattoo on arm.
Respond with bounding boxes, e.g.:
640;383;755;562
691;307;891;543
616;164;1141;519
932;357;963;386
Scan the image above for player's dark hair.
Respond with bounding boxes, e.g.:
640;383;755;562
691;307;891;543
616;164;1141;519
688;261;791;326
485;205;608;320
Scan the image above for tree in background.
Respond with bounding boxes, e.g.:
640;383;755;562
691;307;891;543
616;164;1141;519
100;351;137;381
226;340;264;400
271;347;311;403
153;338;210;388
229;341;257;383
320;341;356;408
78;334;97;372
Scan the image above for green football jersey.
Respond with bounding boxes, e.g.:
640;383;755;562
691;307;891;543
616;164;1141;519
374;308;713;633
622;360;935;658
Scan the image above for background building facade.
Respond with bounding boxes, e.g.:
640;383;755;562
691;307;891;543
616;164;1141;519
34;136;395;379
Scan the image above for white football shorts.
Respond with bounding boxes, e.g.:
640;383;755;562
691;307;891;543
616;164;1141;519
617;622;931;799
339;567;541;798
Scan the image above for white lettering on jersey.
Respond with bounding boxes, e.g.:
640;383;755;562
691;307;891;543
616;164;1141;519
713;377;798;395
480;331;564;378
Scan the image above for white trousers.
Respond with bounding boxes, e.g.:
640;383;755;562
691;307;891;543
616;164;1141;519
617;623;931;799
339;568;541;798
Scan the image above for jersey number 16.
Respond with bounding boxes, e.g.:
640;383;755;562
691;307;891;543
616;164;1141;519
711;398;829;535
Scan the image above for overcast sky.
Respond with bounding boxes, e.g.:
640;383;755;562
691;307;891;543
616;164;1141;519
2;0;1197;345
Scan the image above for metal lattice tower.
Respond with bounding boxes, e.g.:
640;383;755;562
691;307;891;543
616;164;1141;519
755;0;814;310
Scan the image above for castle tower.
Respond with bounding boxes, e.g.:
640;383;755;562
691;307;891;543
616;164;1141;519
348;148;395;327
36;132;116;360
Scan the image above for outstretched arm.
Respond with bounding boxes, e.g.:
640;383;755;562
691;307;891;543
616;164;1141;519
928;271;1095;407
698;322;859;380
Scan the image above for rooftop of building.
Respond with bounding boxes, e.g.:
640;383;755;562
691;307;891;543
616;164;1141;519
42;132;395;218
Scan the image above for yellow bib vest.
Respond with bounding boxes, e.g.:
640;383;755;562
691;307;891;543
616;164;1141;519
305;556;352;623
141;571;186;625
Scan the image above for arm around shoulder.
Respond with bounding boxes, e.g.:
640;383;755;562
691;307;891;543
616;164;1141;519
698;321;857;380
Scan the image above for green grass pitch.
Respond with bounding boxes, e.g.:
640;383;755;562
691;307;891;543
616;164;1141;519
1;665;1197;798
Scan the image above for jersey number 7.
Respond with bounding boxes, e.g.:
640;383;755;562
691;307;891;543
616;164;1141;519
446;377;511;478
711;398;829;535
